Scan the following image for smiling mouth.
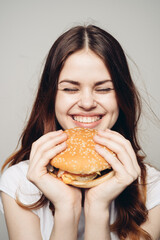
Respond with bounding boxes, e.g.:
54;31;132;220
72;115;102;123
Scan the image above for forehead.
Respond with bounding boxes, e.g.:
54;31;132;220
59;49;111;82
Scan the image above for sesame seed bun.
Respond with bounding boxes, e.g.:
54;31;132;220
49;127;114;188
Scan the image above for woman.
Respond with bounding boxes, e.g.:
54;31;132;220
0;25;160;240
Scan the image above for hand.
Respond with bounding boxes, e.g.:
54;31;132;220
84;129;141;211
27;130;82;212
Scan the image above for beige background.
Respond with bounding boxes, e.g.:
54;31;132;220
0;0;160;239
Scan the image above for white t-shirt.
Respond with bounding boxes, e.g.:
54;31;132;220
0;160;160;240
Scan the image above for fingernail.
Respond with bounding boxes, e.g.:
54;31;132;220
57;129;63;133
97;130;106;137
98;129;111;135
60;142;67;148
95;144;103;150
106;128;111;131
98;130;104;134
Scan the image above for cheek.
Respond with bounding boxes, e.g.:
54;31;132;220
55;93;63;116
55;93;76;115
98;94;119;113
110;100;119;113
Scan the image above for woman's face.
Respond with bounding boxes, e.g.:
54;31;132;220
55;49;119;130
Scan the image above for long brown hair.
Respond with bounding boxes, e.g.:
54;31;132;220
2;25;151;239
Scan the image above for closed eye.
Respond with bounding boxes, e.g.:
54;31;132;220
95;88;114;93
62;88;79;93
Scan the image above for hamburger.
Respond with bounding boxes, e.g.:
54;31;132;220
49;127;114;188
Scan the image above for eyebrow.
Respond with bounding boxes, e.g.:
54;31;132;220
58;79;112;86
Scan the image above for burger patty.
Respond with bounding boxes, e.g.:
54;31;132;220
48;164;113;183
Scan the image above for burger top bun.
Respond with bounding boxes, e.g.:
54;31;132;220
50;127;111;174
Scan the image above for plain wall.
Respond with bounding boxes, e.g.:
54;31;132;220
0;0;160;239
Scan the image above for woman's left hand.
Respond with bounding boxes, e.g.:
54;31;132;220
84;129;141;211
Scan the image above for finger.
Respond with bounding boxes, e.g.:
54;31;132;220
95;144;127;175
94;135;139;178
28;141;67;177
98;130;135;160
30;131;67;160
30;135;66;166
95;145;136;185
30;135;68;170
33;141;67;168
27;141;67;183
95;130;140;175
33;132;67;157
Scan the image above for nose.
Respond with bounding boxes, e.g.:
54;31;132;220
77;90;97;110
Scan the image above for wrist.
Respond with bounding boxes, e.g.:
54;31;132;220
50;207;81;240
55;207;81;224
84;206;110;240
85;198;110;215
85;203;110;221
55;203;81;221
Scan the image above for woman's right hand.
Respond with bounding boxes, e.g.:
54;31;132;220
27;130;82;213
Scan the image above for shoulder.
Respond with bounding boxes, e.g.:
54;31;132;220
145;164;160;210
0;161;42;210
145;164;160;187
0;161;29;193
1;160;29;184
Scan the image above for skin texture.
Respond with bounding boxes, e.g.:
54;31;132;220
55;50;119;131
2;49;160;240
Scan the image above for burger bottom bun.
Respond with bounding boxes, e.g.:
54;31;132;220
49;171;114;188
71;171;114;188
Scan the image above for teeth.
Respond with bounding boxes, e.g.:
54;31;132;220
73;116;101;123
